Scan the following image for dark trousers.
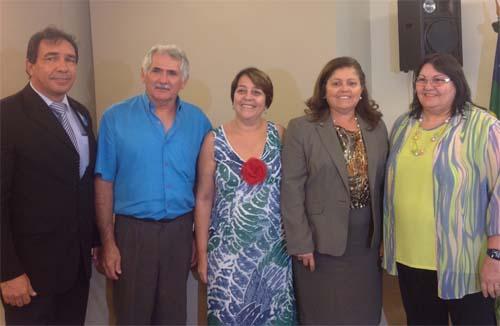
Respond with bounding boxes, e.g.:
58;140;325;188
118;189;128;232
397;262;496;325
3;269;89;325
113;212;193;325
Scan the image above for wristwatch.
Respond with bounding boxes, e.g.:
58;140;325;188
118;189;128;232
487;248;500;260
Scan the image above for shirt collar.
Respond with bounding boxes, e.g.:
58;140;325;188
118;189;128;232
30;82;70;108
142;93;182;114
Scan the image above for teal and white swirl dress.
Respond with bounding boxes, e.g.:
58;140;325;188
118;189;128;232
207;122;296;325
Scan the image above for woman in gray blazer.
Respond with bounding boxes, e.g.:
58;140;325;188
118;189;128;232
281;57;388;324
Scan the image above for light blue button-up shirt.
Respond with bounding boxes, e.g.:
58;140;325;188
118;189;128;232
95;93;211;220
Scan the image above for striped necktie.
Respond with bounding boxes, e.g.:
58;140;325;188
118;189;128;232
50;102;79;152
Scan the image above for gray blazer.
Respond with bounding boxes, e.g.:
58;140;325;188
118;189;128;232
281;113;388;256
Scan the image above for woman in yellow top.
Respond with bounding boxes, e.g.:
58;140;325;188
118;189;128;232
383;53;500;325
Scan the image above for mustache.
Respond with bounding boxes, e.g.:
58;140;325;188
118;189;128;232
50;75;71;79
154;83;170;90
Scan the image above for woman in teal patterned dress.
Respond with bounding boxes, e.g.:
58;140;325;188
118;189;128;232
195;67;296;325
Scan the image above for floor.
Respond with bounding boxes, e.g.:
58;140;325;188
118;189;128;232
382;271;406;325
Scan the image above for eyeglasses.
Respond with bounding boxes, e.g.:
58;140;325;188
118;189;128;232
415;76;451;87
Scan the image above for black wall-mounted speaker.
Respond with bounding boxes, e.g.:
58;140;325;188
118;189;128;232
397;0;463;72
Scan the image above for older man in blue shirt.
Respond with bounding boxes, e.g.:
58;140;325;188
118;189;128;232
95;44;211;325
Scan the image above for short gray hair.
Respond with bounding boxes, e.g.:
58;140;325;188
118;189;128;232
141;44;190;81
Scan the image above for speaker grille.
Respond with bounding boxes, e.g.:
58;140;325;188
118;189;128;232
425;19;460;53
398;0;462;71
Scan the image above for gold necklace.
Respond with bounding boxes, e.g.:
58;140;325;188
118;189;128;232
410;117;449;157
333;116;369;208
333;116;362;161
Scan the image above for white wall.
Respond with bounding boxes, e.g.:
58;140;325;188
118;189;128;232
461;0;497;108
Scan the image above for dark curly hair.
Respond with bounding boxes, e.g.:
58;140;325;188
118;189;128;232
305;56;382;129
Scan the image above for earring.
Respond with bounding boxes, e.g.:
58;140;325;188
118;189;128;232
359;96;363;99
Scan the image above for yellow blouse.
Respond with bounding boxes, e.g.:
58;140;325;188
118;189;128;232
393;122;447;270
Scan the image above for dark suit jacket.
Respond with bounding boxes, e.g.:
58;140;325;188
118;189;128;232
281;113;388;256
1;84;97;295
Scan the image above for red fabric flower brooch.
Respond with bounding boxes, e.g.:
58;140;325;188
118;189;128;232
241;158;268;185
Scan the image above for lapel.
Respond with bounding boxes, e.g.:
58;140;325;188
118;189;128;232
315;114;350;193
21;84;80;155
358;117;378;198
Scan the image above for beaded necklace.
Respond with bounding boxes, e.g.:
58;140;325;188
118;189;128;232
410;117;450;157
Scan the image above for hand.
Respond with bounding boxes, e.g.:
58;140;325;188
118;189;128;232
197;254;208;284
481;257;500;298
191;240;197;268
91;247;105;275
0;274;37;307
296;253;316;272
100;241;122;280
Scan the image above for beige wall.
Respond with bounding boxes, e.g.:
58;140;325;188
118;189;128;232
336;1;372;91
90;0;497;133
89;0;348;127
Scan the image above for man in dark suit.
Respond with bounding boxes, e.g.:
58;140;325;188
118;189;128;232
0;26;98;325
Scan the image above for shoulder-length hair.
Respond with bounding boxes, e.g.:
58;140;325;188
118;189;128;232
410;53;471;118
230;67;274;108
305;56;382;128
